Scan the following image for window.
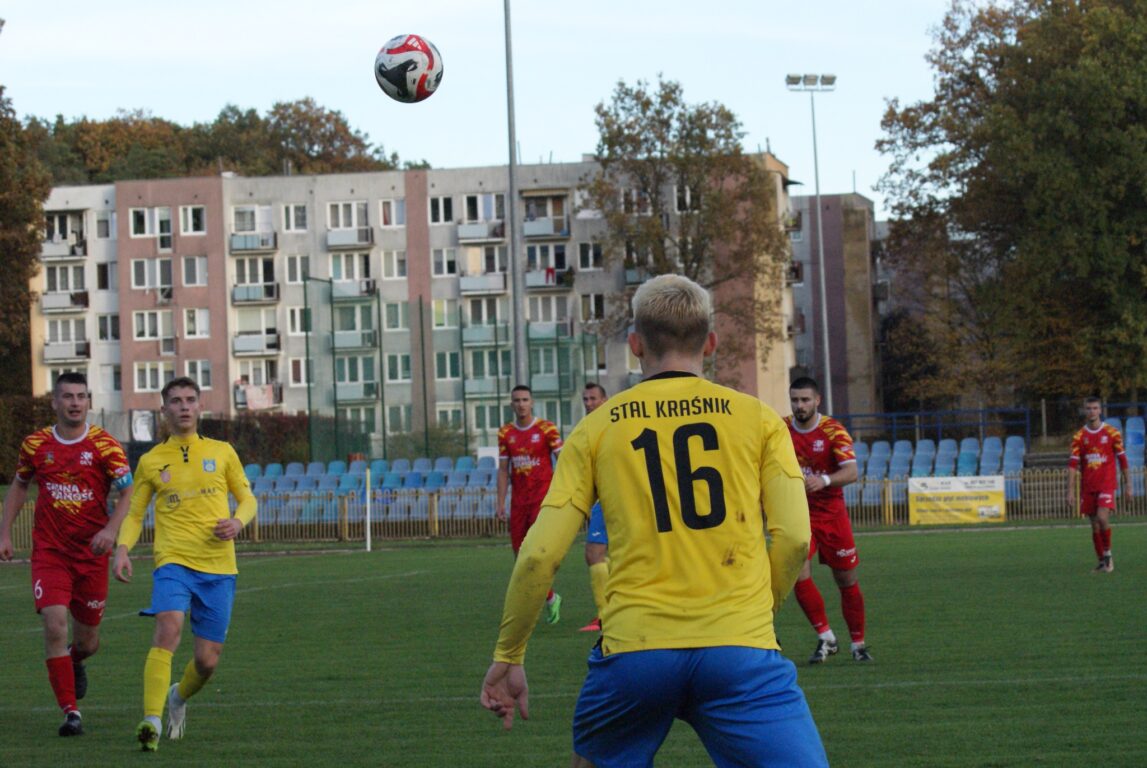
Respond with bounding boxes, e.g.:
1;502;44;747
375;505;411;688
330;252;370;281
288;307;311;336
524;195;567;222
99;363;121;393
432;248;457;276
483;245;507;273
235;256;274;285
467;296;501;326
384;302;409;331
528;295;569;322
622;188;652;215
46;265;84;293
581;293;605;321
186;360;212;388
437;403;463;429
157;207;172;250
130;208;153;237
464;193;504;222
283;204;307;232
625;240;652;267
473;403;511;431
328;201;368;229
387;404;413;434
530;347;557;376
183;255;208;286
386;354;412;382
470;349;511;379
432;299;458;329
133;310;173;340
96;211;114;239
429;196;453;224
233;205;257;233
526;243;567;271
97;314;120;342
585;339;607;374
335;304;374;333
435;351;461;380
336;354;376;384
382;250;407;279
135;361;174;392
339;406;377;431
131;258;173;291
47;318;85;344
180;205;206;235
287;254;310;284
184;308;210;338
675;185;700;213
289;357;313;386
579;242;604;270
96;263;117;291
380;198;406;227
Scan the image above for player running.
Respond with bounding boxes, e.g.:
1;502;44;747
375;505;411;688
1067;396;1131;573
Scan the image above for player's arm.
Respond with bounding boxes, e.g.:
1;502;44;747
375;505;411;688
496;458;510;522
215;447;257;540
114;470;154;583
0;478;30;561
1118;452;1132;499
91;473;134;557
826;460;858;489
761;420;812;612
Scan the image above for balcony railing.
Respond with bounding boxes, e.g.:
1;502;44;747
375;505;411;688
459;272;507;294
41;238;86;260
326;227;374;249
332;279;377;300
461;323;510;346
525;269;574;290
529;372;574;394
43;340;91;362
333;329;378;349
463;376;511;396
457;221;505;242
528;321;573;341
232;283;281;303
234;380;284;410
523;216;569;238
229;232;277;252
232;332;281;355
335;381;379;402
40;291;89;313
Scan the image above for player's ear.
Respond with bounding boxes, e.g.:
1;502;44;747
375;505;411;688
627;330;643;358
702;331;718;357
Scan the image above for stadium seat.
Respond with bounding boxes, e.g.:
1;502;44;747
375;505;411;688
445;470;469;488
956;452;979;476
379;472;403;490
1106;416;1123;436
317;475;340;493
869;441;891;461
253;477;276;494
888;458;910;479
842;482;860;507
326;460;347;476
467;469;492;487
402;471;426;489
865;458;888;480
348;459;368;475
959;437;979;456
910;453;933;477
294;476;319;492
892;440;913;460
263;463;284;479
916;438;936;457
433;456;454;473
932;453;955;477
979;451;1002;475
475;456;497;471
424;471;446;491
982;436;1002;455
338;474;363;493
455;456;475;472
244;463;262;482
1126;416;1145;435
391;458;412;474
273;476;297;492
861;478;884;506
1001;455;1024;474
369;459;389;477
284;462;305;477
937;438;958;457
853;441;869;461
1004;435;1026;456
305;461;326;477
412;457;433;473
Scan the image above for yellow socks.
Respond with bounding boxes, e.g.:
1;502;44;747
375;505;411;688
177;657;209;701
143;647;173;718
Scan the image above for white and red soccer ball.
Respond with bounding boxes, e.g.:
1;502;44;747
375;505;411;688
374;34;444;103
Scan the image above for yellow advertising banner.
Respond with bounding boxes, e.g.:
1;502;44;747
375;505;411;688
908;476;1006;525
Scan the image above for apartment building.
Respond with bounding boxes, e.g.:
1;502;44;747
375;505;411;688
31;156;799;451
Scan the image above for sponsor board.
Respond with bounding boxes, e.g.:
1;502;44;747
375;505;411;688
908;475;1006;525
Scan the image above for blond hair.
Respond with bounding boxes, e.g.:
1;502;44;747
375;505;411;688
631;274;712;358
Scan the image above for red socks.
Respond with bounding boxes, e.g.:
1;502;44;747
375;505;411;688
840;583;867;644
45;655;76;713
793;578;830;634
1102;528;1112;552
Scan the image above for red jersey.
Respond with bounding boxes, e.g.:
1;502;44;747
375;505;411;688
1068;423;1127;493
14;425;132;561
785;414;856;514
498;418;563;510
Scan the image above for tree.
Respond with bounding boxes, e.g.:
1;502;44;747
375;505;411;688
0;86;51;394
878;0;1147;405
581;77;791;381
266;98;398;174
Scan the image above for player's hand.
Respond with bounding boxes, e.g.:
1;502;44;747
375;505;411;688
213;518;243;541
90;526;116;556
496;502;507;523
113;546;132;583
803;475;825;493
0;533;12;561
480;661;529;730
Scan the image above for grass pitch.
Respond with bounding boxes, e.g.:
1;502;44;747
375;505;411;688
1;522;1145;767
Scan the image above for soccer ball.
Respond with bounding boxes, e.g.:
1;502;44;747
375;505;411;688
374;34;444;103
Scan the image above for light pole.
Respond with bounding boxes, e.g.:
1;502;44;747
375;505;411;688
786;73;836;414
504;0;528;386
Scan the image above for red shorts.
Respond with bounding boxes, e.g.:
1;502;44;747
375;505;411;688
1079;490;1115;517
30;548;109;626
808;510;859;571
509;501;544;554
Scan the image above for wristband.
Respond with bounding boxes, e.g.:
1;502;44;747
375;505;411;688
821;475;831;488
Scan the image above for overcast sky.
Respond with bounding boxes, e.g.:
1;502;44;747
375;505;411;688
0;0;955;218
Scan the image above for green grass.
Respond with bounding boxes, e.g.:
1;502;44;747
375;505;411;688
2;524;1146;767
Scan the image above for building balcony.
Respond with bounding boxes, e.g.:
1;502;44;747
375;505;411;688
332;279;377;300
459;272;506;295
232;283;281;304
326;227;374;249
41;238;87;260
40;291;89;313
457;221;505;243
232;332;281;355
461;323;510;346
335;381;378;402
234;380;284;410
229;232;277;252
625;267;651;286
529;372;574;394
525;269;574;290
333;329;378;350
528;321;573;342
523;216;569;239
463;376;511;396
43;340;91;362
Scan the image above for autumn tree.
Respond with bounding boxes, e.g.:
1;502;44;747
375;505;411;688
878;0;1147;405
266;98;398;174
582;76;790;381
0;86;51;394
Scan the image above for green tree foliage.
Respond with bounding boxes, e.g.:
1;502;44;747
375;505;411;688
0;87;51;394
878;0;1147;404
581;76;791;376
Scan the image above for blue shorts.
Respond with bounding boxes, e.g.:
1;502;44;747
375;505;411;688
142;564;237;644
586;502;608;546
572;645;827;768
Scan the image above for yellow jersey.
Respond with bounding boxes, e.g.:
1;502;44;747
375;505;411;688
118;435;257;575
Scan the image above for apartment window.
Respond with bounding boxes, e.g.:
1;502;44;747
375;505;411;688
135;361;175;392
96;211;114;239
157;207;172;250
283;204;307;232
473;403;511;431
186;360;213;388
581;293;605;321
47;318;85;344
387;404;413;434
237;359;277;387
183;255;208;286
470;349;511;379
236;256;274;285
184;308;210;338
328;201;368;229
330;252;370;281
524;195;567;222
622;188;652;215
336;354;376;385
133;310;173;340
530;347;558;376
483;245;507;273
129;208;153;237
380;199;406;227
97;314;120;342
287;254;310;284
46;265;84;293
464;193;504;222
467;296;501;326
429;196;453;224
579;242;604;270
526;243;567;271
386;354;412;383
180;205;206;235
335;304;373;333
131;258;173;291
288;307;311;336
289;357;313;386
437;404;463;429
339;406;377;432
435;351;461;380
96;263;117;291
675;185;700;213
585;339;607;374
233;205;257;233
382;250;407;279
383;302;409;331
432;248;457;276
528;294;569;323
100;363;121;393
432;299;458;329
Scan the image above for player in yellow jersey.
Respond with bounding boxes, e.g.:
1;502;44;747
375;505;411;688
113;377;257;752
480;275;827;767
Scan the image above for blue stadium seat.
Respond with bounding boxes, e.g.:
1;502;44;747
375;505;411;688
326;460;347;476
1002;455;1024;474
284;462;305;477
959;437;979;456
1106;416;1122;435
338;474;363;493
853;441;869;461
979;452;1002;475
892;440;913;460
982;436;1002;455
273;476;297;492
467;469;492;487
842;482;860;507
1005;476;1021;502
433;457;454;473
1126;416;1145;434
445;470;469;488
253;477;276;494
317;475;340;493
348;459;368;475
910;454;933;477
402;471;426;489
455;456;476;472
263;463;283;479
956;453;979;476
865;459;888;480
380;472;403;490
932;453;956;477
412;457;433;473
424;471;446;491
861;478;884;506
890;477;908;504
475;456;497;471
244;463;262;482
294;476;319;492
888;458;910;479
916;438;936;457
869;441;891;460
305;461;325;477
1004;435;1026;456
391;458;412;474
369;459;389;478
937;438;958;457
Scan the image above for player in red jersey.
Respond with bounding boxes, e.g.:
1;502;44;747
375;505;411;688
497;385;564;623
1066;397;1131;573
0;373;133;736
785;376;870;663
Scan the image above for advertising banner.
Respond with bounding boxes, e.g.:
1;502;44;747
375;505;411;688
908;476;1006;525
